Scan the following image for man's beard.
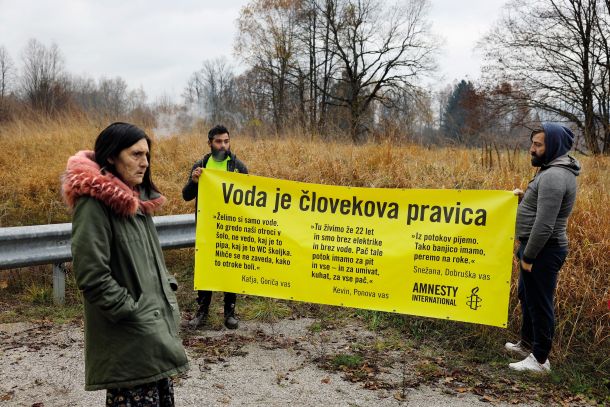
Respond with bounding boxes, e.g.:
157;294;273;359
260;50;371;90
211;146;230;161
531;153;545;167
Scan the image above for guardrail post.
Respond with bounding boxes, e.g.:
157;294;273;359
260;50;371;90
53;263;66;304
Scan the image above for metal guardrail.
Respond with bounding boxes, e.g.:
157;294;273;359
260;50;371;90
0;214;196;304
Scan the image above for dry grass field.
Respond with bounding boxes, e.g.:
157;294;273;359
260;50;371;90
0;117;608;400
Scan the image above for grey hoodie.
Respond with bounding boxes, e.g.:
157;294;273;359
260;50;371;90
516;154;581;263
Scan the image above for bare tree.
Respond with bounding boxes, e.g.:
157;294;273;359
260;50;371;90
594;0;610;151
229;0;436;140
70;74;146;120
97;77;129;118
184;57;238;125
319;0;437;141
0;46;15;100
21;39;69;115
234;68;275;136
484;82;534;139
298;1;320;135
376;85;434;142
236;0;301;134
315;0;338;134
126;86;153;127
183;71;204;108
479;0;610;154
70;75;98;112
127;86;147;113
0;45;16;121
200;58;238;124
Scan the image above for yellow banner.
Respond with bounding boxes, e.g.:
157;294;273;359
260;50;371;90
194;170;517;327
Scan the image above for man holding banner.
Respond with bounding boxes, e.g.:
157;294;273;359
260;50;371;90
506;123;580;373
182;125;248;329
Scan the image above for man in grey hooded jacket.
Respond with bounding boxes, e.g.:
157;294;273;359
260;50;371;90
505;123;581;373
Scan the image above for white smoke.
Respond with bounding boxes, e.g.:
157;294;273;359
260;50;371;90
152;102;207;139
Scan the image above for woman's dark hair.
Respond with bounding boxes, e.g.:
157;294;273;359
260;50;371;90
94;122;159;194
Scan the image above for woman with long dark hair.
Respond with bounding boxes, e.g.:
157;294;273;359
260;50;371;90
62;122;188;406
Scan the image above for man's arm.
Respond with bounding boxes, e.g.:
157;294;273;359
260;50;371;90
513;188;532;270
235;158;248;174
522;171;566;265
182;160;203;201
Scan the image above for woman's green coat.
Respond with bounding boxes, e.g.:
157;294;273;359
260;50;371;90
65;150;188;391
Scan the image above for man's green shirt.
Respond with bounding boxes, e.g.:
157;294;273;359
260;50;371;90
205;156;231;171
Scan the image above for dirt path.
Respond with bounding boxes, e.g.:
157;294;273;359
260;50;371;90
1;319;528;406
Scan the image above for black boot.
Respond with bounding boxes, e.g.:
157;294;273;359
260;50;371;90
188;303;209;329
224;303;238;329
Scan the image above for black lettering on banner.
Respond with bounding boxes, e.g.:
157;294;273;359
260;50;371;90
222;183;267;207
272;188;292;213
299;191;399;219
406;202;487;226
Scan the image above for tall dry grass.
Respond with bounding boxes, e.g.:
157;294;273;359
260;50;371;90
0;116;608;372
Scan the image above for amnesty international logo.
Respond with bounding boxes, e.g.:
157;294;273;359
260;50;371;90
466;287;482;310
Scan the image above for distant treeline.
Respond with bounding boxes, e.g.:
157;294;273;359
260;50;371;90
1;0;608;153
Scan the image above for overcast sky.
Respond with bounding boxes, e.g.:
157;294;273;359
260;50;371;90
0;0;508;103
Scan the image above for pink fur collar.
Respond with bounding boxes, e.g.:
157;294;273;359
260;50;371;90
62;150;166;216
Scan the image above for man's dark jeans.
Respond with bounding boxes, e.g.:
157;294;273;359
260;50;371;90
196;290;236;312
517;242;568;363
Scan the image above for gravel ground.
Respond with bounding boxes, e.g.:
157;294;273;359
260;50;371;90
0;319;528;407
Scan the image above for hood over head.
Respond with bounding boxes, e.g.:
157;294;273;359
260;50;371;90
538;123;574;164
